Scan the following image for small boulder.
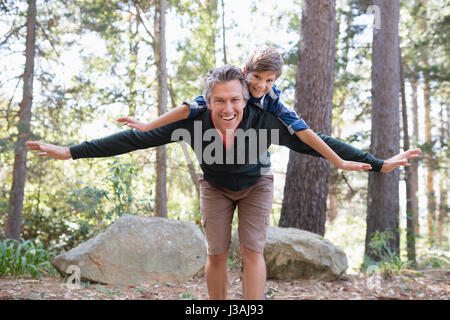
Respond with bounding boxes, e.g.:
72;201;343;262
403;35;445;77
230;226;347;281
52;214;207;285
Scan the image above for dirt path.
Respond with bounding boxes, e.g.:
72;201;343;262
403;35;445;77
0;268;448;300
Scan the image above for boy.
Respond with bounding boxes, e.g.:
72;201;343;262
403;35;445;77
117;46;420;172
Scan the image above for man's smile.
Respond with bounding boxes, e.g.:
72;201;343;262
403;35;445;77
221;114;237;121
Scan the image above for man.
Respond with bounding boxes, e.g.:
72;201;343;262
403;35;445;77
27;65;420;299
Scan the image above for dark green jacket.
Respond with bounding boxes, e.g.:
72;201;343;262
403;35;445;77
69;104;383;191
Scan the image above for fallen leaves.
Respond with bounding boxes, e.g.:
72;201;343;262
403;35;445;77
0;268;448;300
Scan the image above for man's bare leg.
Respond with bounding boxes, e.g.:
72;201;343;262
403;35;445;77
241;245;266;300
381;148;422;173
205;250;229;300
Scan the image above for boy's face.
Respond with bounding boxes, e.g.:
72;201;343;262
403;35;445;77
243;68;278;99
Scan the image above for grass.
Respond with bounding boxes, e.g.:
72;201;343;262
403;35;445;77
0;238;56;279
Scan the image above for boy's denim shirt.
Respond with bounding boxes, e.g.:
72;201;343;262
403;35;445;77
182;84;309;135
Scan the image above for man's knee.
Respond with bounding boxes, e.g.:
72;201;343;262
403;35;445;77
240;244;264;263
207;250;229;268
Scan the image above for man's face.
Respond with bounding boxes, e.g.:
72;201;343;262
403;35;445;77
208;79;246;135
244;69;278;99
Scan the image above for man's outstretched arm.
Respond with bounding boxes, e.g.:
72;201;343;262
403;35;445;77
27;120;187;160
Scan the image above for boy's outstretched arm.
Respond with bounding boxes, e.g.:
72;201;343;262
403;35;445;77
117;104;190;132
296;129;372;172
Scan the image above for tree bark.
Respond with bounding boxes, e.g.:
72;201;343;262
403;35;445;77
154;0;168;218
365;0;401;261
6;0;37;240
279;0;336;236
400;48;416;264
327;3;355;224
167;82;200;197
424;76;436;245
128;3;139;117
437;105;448;247
410;75;420;236
220;0;226;64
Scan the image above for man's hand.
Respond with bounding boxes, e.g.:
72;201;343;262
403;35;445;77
381;148;422;173
337;160;372;172
117;117;148;132
25;141;72;160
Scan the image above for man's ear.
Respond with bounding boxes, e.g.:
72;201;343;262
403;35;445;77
242;66;247;77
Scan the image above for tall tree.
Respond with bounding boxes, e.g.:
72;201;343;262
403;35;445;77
400;47;416;264
437;104;448;247
364;0;401;261
127;3;140;117
279;0;336;235
154;0;168;218
410;75;420;236
420;2;437;246
6;0;37;240
220;0;226;64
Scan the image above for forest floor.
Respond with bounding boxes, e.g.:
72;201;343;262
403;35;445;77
0;267;448;300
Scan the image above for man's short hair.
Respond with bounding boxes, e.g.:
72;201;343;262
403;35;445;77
203;64;250;105
245;46;283;78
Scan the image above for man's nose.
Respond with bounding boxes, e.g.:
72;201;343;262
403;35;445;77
223;101;234;112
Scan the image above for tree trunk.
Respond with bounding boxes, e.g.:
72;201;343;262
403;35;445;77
327;3;354;224
365;0;401;261
410;75;420;236
154;0;168;218
400;49;416;264
6;0;37;240
167;82;200;197
128;3;139;117
437;105;448;248
279;0;336;236
220;0;226;64
424;76;436;245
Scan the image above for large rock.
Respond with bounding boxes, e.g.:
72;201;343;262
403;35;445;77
52;214;207;285
230;226;347;281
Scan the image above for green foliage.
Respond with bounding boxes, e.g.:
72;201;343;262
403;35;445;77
178;292;198;300
0;238;56;279
104;159;138;218
417;248;450;269
362;231;413;278
325;213;367;273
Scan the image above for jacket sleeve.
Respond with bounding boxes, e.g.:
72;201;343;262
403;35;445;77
183;96;208;119
264;113;384;172
69;120;189;160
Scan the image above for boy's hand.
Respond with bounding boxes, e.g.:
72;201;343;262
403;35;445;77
380;148;422;173
26;141;72;160
337;160;372;172
117;117;147;132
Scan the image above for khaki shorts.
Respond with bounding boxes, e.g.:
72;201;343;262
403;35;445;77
199;175;274;255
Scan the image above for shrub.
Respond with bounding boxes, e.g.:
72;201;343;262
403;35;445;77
0;238;56;278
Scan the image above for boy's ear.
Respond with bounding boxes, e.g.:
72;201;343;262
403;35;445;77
242;66;247;77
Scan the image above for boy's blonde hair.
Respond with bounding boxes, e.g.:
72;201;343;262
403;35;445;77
245;46;284;78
